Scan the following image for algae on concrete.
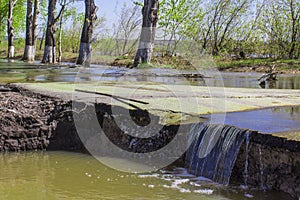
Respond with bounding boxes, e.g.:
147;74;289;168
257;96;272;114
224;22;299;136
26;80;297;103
13;81;300;139
19;81;300;114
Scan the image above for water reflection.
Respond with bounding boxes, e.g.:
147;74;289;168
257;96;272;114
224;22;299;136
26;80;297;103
206;106;300;134
0;62;300;89
259;80;277;89
272;106;300;121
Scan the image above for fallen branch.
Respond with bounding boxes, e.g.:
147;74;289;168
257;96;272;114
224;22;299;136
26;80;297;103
258;72;278;82
75;89;149;105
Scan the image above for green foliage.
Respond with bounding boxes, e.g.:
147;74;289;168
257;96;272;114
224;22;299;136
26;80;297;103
13;0;27;36
159;0;203;53
157;0;300;59
133;1;143;7
0;1;8;39
256;0;300;58
60;8;84;53
0;0;299;67
94;35;117;56
0;0;26;40
58;5;105;55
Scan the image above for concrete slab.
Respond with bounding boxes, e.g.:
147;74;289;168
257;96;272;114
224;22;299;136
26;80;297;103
17;82;300;115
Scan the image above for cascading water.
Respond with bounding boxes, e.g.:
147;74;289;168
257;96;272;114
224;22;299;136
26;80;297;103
258;144;265;190
243;131;250;188
185;123;249;185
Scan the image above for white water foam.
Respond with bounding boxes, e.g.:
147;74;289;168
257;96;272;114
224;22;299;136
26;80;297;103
244;193;254;198
194;189;214;195
139;168;215;195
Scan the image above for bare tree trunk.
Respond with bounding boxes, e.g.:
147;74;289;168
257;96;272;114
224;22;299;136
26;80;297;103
32;0;39;50
39;29;45;50
0;0;2;39
76;0;98;65
42;0;65;63
212;42;219;56
7;0;17;59
23;0;34;61
288;0;299;59
133;0;159;67
289;29;297;59
42;0;56;63
58;12;63;62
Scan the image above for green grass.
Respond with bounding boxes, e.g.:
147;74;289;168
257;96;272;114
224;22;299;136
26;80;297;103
1;41;300;73
109;56;300;72
215;58;300;72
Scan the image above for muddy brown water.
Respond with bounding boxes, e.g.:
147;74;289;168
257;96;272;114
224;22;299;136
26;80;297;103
0;151;294;200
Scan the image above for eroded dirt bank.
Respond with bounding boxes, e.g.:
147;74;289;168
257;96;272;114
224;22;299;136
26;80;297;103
0;84;299;198
0;84;185;153
0;85;89;152
232;132;300;198
0;86;58;151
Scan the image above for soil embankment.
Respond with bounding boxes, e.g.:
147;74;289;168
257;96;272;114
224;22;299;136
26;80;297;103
232;131;300;198
0;86;57;151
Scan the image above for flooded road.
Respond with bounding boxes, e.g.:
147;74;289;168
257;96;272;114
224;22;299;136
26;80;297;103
1;61;299;89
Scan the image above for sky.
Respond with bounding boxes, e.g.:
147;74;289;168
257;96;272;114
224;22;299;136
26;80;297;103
73;0;138;30
10;0;137;38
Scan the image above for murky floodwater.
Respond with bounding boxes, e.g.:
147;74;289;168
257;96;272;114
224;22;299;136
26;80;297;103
0;61;299;89
0;151;293;200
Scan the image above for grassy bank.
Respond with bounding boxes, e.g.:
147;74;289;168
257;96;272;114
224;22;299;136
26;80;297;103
215;57;300;73
1;41;300;73
106;55;300;73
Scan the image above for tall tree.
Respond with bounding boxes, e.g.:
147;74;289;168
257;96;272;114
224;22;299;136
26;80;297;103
23;0;39;61
7;0;17;58
286;0;300;58
113;2;141;56
159;0;203;54
63;10;84;53
133;0;159;67
57;0;73;62
258;0;300;58
0;0;7;40
38;0;48;51
76;0;98;65
41;0;65;63
209;0;249;55
57;4;64;63
32;0;39;48
1;0;25;46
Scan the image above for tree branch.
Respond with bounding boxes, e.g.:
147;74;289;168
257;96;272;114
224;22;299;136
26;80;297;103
54;4;65;24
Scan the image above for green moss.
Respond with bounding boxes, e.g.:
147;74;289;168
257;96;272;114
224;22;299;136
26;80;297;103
272;131;300;142
0;73;27;83
21;82;300;116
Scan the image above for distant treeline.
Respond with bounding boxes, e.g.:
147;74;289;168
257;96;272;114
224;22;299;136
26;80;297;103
0;0;299;66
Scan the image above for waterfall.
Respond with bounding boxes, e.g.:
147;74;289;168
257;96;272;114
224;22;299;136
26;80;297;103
244;131;250;188
185;123;248;185
258;144;266;190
